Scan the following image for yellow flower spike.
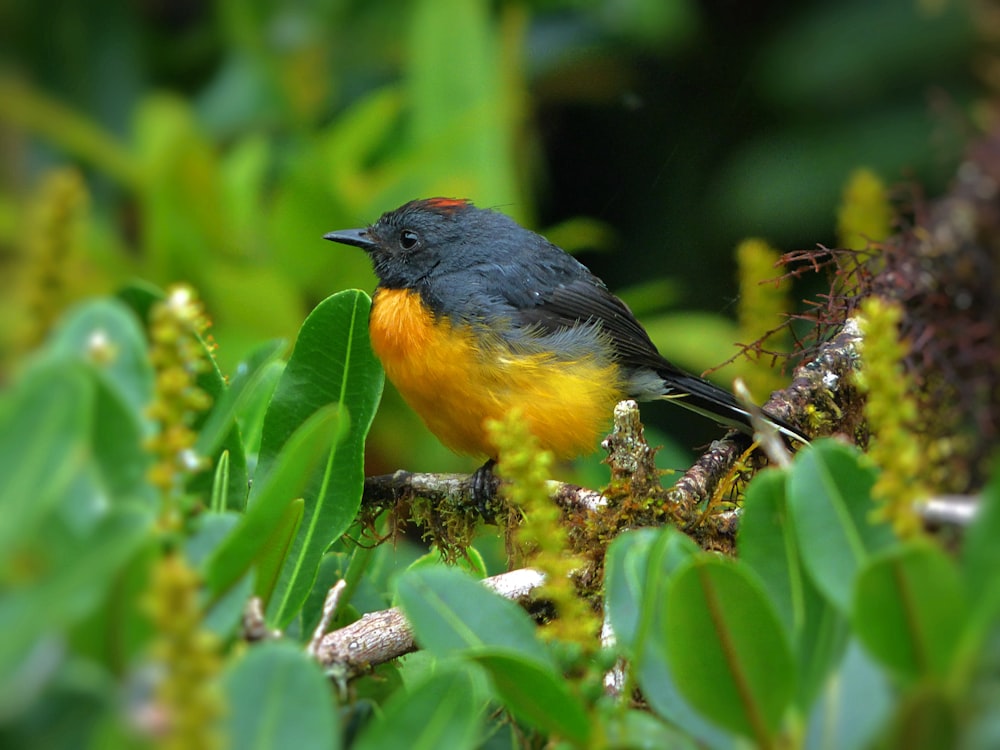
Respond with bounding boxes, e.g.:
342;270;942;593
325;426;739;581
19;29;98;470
736;238;791;403
10;168;89;355
838;168;892;251
486;410;600;651
855;297;928;537
145;284;213;526
145;553;225;750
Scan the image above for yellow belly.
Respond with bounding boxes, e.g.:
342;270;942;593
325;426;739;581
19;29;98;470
368;288;624;460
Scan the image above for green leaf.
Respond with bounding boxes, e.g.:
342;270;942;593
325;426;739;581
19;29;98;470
210;450;231;514
803;639;892;750
203;405;343;600
665;557;794;743
787;440;896;613
190;329;250;513
396;566;552;668
255;498;305;606
605;529;730;748
0;364;92;563
223;640;339;750
352;665;481;750
954;471;1000;687
853;541;966;683
45;298;153;421
740;468;847;706
739;470;799;636
606;528;697;650
472;651;591;746
20;300;157;517
195;338;286;463
603;709;699;750
255;290;384;627
962;468;1000;602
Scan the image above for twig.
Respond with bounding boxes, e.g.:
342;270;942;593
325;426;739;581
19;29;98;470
307;579;347;658
316;568;545;679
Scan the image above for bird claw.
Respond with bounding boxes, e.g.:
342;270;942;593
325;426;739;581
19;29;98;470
470;459;501;523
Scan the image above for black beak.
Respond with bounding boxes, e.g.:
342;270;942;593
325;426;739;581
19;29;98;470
323;228;377;251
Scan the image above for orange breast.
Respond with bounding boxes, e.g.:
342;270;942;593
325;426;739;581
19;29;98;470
368;288;625;460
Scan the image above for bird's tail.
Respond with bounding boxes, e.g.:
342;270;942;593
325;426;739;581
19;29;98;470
658;371;810;445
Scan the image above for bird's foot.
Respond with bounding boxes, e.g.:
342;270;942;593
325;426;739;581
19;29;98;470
470;459;502;523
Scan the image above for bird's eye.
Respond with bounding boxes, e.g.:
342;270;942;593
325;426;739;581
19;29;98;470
399;230;419;250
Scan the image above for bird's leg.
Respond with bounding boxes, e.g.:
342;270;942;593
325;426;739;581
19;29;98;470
470;458;502;523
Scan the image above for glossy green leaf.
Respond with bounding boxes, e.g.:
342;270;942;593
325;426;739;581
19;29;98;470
787;440;896;613
255;498;305;606
472;650;591;746
352;665;481;750
195;338;286;464
256;290;383;627
203;405;342;599
740;468;847;706
853;541;966;683
210;450;231;514
605;529;730;749
396;566;552;668
739;470;799;635
223;640;339;750
665;557;794;743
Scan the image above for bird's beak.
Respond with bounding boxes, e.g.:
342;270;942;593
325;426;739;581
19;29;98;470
323;228;377;251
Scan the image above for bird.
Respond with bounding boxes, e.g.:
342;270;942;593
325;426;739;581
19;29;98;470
324;198;808;495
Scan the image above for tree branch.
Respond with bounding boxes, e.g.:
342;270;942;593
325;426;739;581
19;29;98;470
316;568;545;679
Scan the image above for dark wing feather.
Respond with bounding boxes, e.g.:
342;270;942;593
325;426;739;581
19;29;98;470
507;274;670;374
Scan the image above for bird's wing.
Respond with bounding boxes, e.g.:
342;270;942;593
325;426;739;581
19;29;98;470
503;271;669;373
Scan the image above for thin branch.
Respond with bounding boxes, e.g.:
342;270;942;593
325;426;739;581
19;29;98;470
316;568;545;679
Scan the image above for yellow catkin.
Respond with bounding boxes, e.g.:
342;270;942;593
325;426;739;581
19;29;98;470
145;553;225;750
855;297;927;537
486;410;599;650
837;168;892;251
11;168;88;354
736;238;791;403
145;285;213;529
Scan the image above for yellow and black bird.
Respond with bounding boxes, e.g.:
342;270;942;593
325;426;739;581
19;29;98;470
325;198;807;491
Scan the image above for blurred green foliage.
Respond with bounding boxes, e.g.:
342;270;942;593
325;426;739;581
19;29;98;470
0;1;991;748
0;0;978;477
